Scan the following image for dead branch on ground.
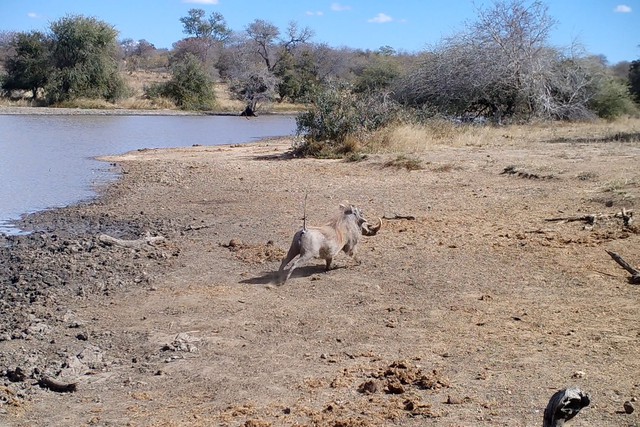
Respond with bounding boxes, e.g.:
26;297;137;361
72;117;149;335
37;376;77;393
98;232;165;249
606;250;640;284
545;208;633;227
383;214;416;221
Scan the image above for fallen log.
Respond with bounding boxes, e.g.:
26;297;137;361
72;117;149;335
98;232;165;249
37;376;77;393
606;250;640;284
545;214;597;224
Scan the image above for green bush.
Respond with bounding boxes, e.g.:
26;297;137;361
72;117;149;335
145;53;215;110
294;81;401;157
589;78;638;120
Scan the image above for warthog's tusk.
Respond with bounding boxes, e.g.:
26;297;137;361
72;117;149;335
362;217;382;236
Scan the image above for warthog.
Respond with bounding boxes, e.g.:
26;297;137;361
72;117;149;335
278;203;381;284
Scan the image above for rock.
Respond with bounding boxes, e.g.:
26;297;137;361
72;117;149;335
6;367;27;382
357;380;378;394
386;380;405;394
623;401;635;414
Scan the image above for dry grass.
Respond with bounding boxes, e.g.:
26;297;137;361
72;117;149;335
214;84;245;113
365;117;640;153
117;97;176;110
382;154;425;170
56;98;118;109
122;70;170;96
0;98;35;107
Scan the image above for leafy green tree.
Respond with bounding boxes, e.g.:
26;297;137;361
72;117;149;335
589;76;638;119
180;9;231;42
45;15;127;103
353;55;400;94
630;59;640;104
177;9;231;67
145;53;215;110
273;49;318;102
1;31;50;99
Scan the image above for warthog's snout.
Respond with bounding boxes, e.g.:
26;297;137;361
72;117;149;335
361;217;382;236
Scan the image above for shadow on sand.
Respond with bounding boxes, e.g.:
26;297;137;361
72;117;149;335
239;264;346;285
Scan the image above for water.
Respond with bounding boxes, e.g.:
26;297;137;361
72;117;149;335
0;114;296;234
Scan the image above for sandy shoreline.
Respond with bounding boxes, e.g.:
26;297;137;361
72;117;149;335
1;134;639;426
0;105;298;116
0;105;211;116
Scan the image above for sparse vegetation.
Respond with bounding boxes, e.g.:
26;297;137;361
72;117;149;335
144;53;216;110
383;154;424;171
0;0;638;158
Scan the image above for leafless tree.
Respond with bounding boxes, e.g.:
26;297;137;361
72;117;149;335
395;0;603;121
245;19;313;71
223;34;278;112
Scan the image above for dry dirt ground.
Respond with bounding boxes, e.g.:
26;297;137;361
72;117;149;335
1;131;640;427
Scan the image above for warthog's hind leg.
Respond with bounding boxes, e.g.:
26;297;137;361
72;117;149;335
282;252;314;284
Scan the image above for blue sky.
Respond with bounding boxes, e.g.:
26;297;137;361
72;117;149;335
0;1;638;64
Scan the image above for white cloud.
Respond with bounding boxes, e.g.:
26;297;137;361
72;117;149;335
368;13;393;23
27;12;41;19
306;11;324;16
331;3;351;12
182;0;219;4
614;4;632;13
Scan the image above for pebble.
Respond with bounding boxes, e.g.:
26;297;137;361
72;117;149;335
623;401;635;414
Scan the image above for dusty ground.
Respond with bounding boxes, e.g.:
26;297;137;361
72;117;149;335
1;130;639;426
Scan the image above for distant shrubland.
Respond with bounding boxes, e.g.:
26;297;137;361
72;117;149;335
1;0;638;156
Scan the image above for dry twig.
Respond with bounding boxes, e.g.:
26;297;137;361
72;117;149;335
98;232;165;249
606;250;640;284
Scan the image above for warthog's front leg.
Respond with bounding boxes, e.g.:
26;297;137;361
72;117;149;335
325;257;333;271
343;244;361;265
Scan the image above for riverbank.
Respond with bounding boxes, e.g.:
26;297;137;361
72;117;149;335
0;105;212;116
0;104;302;116
1;135;639;426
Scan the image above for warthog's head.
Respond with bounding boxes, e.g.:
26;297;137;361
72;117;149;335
342;203;382;236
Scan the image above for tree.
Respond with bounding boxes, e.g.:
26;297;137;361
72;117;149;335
245;19;280;71
46;15;127;103
1;31;50;99
225;20;313;111
245;20;313;71
145;53;215;110
178;9;231;68
353;54;400;94
273;48;319;102
180;9;231;42
394;0;621;121
630;59;640;103
0;31;17;65
121;38;157;70
610;60;631;81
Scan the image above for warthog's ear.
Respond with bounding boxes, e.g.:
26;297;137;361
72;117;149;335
339;202;352;213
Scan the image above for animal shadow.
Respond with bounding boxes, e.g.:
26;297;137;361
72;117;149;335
239;264;344;285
